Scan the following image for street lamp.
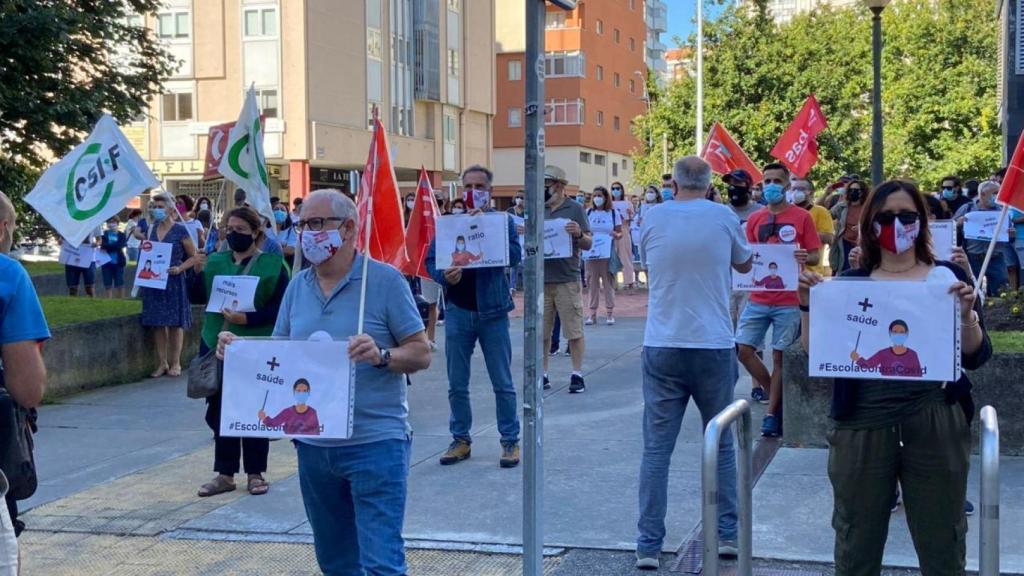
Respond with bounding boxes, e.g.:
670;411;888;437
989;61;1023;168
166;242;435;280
866;0;891;187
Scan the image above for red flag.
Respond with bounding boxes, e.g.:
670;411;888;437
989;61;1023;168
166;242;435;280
700;122;763;183
998;130;1024;211
203;121;235;180
770;95;828;178
356;113;408;270
400;167;439;279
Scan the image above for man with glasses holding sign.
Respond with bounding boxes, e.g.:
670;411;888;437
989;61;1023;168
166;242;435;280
217;190;431;576
735;162;822;437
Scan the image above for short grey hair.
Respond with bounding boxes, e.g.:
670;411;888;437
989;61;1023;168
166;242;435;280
978;180;999;196
307;189;358;225
672;156;712;192
461;165;493;187
0;191;14;223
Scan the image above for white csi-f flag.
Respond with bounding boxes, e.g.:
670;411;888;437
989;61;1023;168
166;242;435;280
218;87;274;230
26;115;158;246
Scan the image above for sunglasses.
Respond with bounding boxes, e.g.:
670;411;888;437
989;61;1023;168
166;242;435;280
874;211;919;226
757;213;779;243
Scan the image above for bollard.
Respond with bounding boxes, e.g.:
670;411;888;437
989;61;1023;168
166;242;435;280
979;406;999;576
702;399;753;576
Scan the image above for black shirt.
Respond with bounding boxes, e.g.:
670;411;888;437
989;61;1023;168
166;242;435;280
446;268;478;311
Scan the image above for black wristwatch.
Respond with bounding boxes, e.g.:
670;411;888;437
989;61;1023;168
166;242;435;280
374;348;392;369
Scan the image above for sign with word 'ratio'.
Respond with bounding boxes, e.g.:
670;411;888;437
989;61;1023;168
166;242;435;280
221;339;353;439
808;270;961;382
434;213;510;269
731;244;798;292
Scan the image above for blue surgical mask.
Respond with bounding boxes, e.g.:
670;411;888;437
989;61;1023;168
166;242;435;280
611;187;623;199
456;242;466;251
890;333;908;347
763;183;786;205
294;391;310;405
151;208;167;222
942;187;957;200
661;187;674;201
274;210;287;223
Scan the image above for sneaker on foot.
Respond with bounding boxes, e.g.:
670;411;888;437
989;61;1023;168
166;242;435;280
569;374;586;394
429;341;437;352
584;315;596;326
719;539;739;557
965;500;975;516
635;551;660;570
606;316;615;325
751;386;769;404
500;442;520;468
890;489;902;513
439;439;471;465
761;414;782;437
543;375;551;390
562;347;571;356
549;348;559;356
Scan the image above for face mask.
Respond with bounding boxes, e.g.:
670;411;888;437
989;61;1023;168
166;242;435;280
176;203;187;215
199;203;209;210
452;207;465;215
769;267;778;276
575;195;585;204
294;391;310;405
470;189;491;210
593;196;605;207
847;189;862;203
890;333;908;347
274;210;287;224
406;200;416;210
727;186;750;207
151;208;167;222
611;187;623;199
942;187;957;200
301;229;343;265
515;197;524;206
107;223;118;230
661;187;673;201
763;183;785;205
645;191;657;202
792;191;808;205
456;241;466;251
873;218;919;254
544;186;553;203
226;231;255;253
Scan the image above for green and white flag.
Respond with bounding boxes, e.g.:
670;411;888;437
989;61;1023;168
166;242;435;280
26;114;158;246
219;87;273;229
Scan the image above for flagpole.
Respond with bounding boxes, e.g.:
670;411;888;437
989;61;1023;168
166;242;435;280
972;203;1011;299
695;0;704;156
356;108;378;335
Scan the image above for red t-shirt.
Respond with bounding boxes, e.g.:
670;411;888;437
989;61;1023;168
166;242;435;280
745;204;823;306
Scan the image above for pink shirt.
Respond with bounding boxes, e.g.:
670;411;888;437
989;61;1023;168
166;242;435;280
263;406;322;435
856;347;923;378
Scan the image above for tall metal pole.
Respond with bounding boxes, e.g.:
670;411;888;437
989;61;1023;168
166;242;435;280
662;133;669;174
870;7;884;187
695;0;704;155
979;406;1000;576
523;1;547;574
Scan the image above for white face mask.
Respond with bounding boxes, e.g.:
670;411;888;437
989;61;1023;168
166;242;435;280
406;200;415;210
593;196;606;207
514;197;524;206
792;191;807;205
645;192;657;203
301;229;343;265
452;207;465;215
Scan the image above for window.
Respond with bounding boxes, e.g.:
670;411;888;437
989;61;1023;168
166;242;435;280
545;11;567;29
612;163;619;177
597;111;604;126
630;37;636;52
596;19;603;34
508;107;522;128
580;151;592;164
622;158;628;169
508;59;522;81
613;116;621;131
157;11;189;39
367;28;383;59
613;72;620;87
595;154;606;166
596;65;604;81
447;48;460;76
630;0;637;9
244;7;277;38
124;14;143;28
545;98;584;125
544;51;585;77
161;92;193;122
444;113;457;143
614;29;620;43
447;0;459;11
629;79;636;94
256;88;278;118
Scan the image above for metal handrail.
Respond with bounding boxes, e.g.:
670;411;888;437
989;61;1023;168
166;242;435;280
980;406;999;576
702;399;753;576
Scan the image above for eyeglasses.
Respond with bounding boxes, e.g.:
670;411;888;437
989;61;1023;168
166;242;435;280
298;217;345;232
874;211;919;226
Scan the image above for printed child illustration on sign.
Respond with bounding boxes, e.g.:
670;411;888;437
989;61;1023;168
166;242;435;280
133;240;173;290
434;213;509;269
849;319;923;377
451;235;484;266
258;378;321;436
137;259;161;280
731;244;798;292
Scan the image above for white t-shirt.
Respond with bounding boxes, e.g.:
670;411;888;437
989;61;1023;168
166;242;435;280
640;199;752;349
587;208;618;237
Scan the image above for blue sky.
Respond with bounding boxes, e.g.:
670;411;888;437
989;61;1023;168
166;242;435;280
665;2;725;49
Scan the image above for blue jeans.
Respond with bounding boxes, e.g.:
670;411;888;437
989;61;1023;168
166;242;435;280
968;251;1008;296
296;438;411;576
445;304;520;444
736;302;801;351
638;347;738;554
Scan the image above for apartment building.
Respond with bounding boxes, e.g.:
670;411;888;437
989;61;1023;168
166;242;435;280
739;0;859;22
645;0;668;81
126;0;494;206
663;47;693;84
493;0;648;197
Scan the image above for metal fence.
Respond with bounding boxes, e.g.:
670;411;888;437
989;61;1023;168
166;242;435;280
980;405;999;576
702;399;753;576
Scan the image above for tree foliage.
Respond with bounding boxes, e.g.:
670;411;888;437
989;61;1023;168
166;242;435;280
632;0;1000;191
0;0;175;238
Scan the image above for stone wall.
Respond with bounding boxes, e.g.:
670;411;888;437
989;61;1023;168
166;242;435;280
31;266;138;297
43;307;204;399
783;347;1024;456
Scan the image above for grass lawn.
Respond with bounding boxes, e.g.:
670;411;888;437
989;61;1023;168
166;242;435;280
990;331;1024;353
20;261;66;276
40;296;142;328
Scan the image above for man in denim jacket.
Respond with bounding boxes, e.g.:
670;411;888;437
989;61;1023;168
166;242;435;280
427;165;523;468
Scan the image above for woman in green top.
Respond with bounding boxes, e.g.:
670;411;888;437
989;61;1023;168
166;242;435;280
798;180;991;576
191;206;290;498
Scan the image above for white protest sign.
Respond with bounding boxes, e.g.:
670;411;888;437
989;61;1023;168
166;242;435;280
929;220;956;260
613;200;633;224
583;234;613;260
58;241;95;268
434;213;510;269
133;240;173;290
963;210;1009;242
206;276;260;313
732;244;799;292
26;115;158;246
94;249;112;268
808;275;960;382
221;339;353;439
511;214;525;250
543;218;573;259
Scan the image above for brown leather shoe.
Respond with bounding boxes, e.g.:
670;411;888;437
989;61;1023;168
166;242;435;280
440;439;471;465
500;442;520;468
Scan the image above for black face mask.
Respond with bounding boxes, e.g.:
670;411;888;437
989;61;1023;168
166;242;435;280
728;186;750;207
847;189;862;203
226;231;255;253
544;186;552;202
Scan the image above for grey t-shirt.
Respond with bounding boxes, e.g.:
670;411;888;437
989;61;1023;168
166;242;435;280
544;198;591;284
731;202;761;231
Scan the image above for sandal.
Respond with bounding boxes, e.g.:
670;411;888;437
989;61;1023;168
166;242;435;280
150;364;169;378
198;475;236;497
247;474;270;496
168;365;182;377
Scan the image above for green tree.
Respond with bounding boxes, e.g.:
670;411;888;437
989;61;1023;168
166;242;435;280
632;0;999;190
0;1;175;239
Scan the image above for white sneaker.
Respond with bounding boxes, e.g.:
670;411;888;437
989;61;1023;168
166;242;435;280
584;316;595;326
635;551;659;570
429;341;437;352
606;316;615;325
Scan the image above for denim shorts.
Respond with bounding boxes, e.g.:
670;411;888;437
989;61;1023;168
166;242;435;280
65;264;96;288
735;302;801;351
1004;242;1020;268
